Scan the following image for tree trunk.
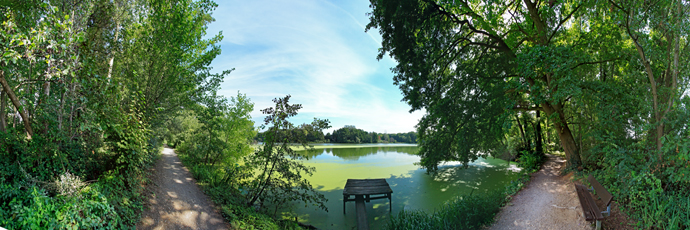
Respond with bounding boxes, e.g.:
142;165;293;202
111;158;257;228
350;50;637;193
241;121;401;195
0;89;6;133
42;81;50;134
629;21;662;152
0;70;33;139
58;91;65;130
535;110;543;155
515;114;528;148
542;102;581;168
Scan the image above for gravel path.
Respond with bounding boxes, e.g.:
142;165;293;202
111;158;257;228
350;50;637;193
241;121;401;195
137;148;229;230
489;154;592;230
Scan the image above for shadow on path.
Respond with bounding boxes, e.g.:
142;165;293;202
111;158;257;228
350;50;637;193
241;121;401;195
137;148;228;230
489;154;592;230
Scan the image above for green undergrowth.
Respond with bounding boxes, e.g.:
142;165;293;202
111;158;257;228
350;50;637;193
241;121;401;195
578;140;690;229
385;150;544;230
176;150;304;230
0;133;161;229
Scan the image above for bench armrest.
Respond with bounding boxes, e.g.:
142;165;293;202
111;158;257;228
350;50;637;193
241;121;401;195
602;203;611;217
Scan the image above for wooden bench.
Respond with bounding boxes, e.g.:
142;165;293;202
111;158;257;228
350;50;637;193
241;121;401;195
343;179;393;230
574;175;613;230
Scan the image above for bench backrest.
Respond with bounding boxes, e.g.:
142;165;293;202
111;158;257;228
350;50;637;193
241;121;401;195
588;175;613;207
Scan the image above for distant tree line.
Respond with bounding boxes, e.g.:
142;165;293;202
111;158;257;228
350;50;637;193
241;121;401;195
326;126;417;144
254;125;417;144
254;118;330;143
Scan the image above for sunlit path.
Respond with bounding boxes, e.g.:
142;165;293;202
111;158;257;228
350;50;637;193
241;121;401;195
137;148;228;230
490;154;592;230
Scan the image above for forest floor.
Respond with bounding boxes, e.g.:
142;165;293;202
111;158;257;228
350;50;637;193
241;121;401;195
136;148;229;230
489;154;626;230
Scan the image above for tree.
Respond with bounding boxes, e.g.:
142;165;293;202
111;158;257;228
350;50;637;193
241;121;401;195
365;0;620;170
185;91;255;166
242;95;329;215
611;0;687;154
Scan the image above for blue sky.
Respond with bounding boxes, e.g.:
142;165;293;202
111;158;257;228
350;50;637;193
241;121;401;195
205;0;424;134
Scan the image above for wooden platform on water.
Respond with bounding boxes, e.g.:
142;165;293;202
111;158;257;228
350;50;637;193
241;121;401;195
343;179;393;230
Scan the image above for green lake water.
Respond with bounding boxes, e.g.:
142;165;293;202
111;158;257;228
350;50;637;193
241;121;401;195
289;144;521;229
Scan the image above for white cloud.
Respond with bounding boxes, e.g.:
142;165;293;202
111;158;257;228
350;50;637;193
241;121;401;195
207;0;424;133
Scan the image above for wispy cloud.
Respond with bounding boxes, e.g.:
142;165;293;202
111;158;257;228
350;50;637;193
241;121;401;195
207;0;423;133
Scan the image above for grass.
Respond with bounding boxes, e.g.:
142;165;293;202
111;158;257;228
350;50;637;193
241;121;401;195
385;189;506;230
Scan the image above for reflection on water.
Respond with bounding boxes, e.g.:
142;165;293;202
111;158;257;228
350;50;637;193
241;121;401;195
288;145;519;230
302;145;421;161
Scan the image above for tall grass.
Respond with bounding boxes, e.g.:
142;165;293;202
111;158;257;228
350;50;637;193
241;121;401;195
386;190;506;230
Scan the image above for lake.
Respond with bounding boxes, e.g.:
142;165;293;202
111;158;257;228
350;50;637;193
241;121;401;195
288;143;521;229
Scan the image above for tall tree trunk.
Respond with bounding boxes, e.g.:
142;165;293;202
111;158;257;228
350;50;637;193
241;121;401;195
523;0;579;166
0;89;6;133
0;70;33;139
535;110;543;155
58;91;65;131
515;114;528;148
42;81;50;134
542;102;581;168
106;21;120;86
627;15;664;152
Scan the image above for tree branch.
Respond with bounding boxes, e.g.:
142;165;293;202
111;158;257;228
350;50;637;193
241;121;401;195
548;3;582;43
425;0;517;58
570;57;621;70
0;70;33;139
513;106;542;111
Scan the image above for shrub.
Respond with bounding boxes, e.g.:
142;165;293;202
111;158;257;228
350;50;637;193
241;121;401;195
516;150;544;173
0;184;121;229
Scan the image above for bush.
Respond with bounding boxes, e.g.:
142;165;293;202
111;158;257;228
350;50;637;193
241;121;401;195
586;139;690;229
516;150;544;173
0;183;121;229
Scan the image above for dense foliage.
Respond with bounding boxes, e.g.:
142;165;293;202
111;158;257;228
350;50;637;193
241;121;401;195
254;118;331;143
176;95;330;229
367;0;689;228
255;124;419;144
0;0;226;228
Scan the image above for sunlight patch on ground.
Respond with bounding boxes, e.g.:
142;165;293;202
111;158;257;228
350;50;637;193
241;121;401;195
167;191;178;198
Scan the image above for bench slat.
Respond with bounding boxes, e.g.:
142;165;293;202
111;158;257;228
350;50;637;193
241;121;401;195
588;175;613;207
575;184;605;221
346;179;388;186
575;185;595;221
344;186;393;195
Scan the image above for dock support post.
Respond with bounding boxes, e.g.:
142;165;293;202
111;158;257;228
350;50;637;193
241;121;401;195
388;193;392;212
343;195;347;214
355;195;369;230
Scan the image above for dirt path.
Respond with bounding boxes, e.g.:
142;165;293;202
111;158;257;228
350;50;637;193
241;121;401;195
489;154;592;230
137;148;229;230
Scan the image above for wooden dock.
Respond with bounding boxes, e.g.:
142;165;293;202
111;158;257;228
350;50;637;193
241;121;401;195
343;179;393;230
